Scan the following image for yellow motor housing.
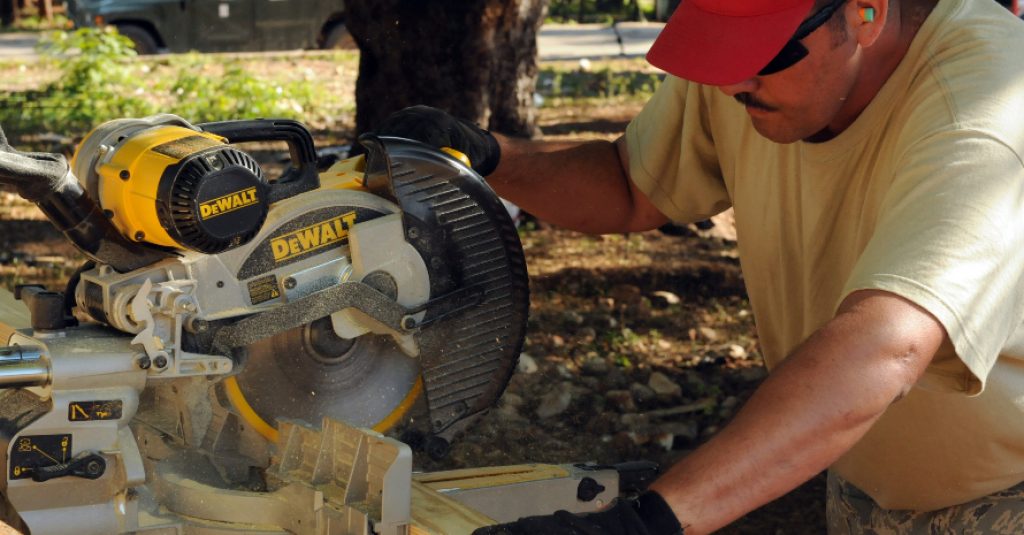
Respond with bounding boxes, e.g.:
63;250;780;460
72;117;269;254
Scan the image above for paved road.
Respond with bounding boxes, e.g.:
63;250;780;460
537;22;663;60
0;22;664;60
0;32;40;59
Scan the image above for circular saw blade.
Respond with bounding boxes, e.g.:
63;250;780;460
234;317;421;430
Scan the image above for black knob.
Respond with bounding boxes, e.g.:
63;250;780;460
577;477;606;502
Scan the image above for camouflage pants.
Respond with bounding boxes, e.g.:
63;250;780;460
826;472;1024;534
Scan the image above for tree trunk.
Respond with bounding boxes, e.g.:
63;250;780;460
345;0;548;139
0;0;13;26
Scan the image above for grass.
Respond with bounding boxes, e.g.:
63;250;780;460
1;14;71;33
547;0;659;24
537;65;663;105
0;29;356;143
0;40;658;152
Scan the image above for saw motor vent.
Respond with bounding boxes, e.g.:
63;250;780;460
157;147;268;254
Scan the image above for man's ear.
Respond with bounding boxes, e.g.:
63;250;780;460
851;0;888;47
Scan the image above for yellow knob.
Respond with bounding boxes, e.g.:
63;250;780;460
441;147;472;168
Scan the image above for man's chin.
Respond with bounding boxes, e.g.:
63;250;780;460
749;119;804;145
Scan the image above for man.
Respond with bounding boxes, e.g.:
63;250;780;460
377;0;1024;532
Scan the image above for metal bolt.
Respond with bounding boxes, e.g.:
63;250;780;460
186;317;209;334
284;277;297;290
119;170;131;181
217;281;225;288
85;460;103;477
137;356;151;370
407;227;420;239
134;231;145;241
154;355;168;369
103;209;114;219
401;316;417;330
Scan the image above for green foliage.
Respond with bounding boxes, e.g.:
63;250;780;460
0;29;331;141
166;55;321;123
537;67;663;103
0;28;155;137
547;0;656;23
7;13;70;31
600;327;663;367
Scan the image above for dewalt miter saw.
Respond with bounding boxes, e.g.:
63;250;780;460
0;115;632;535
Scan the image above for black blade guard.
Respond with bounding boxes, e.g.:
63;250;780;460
361;135;530;442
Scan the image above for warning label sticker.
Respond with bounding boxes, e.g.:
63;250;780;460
68;400;123;422
248;275;281;305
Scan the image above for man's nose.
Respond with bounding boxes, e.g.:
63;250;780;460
717;78;759;97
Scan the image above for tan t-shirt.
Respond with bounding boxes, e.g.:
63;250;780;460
626;0;1024;511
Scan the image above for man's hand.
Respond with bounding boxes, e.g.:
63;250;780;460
472;491;683;535
373;105;501;176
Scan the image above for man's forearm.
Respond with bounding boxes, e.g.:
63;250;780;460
650;291;944;534
369;106;667;234
487;134;665;234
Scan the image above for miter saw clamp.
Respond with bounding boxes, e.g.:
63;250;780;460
0;114;530;534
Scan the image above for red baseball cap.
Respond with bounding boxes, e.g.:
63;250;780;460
647;0;816;86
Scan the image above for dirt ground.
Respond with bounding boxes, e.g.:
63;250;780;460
0;100;825;532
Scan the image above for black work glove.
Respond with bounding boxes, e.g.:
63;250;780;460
472;491;684;535
374;105;502;176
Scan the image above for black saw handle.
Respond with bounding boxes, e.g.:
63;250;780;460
198;119;321;204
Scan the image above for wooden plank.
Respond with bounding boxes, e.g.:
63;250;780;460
413;464;569;491
409;481;494;535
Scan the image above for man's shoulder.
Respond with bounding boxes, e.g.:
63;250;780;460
920;0;1024;119
891;3;1024;158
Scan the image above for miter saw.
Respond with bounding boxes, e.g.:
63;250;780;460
0;115;651;534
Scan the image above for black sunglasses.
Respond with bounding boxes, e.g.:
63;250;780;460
758;0;848;76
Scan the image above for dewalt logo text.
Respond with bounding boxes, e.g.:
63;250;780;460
200;187;260;220
271;212;358;262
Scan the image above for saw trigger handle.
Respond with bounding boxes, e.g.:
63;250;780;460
31;452;107;483
198;119;320;204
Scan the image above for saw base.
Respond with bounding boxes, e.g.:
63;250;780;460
139;418;621;535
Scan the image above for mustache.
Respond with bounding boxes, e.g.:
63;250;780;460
735;93;775;111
